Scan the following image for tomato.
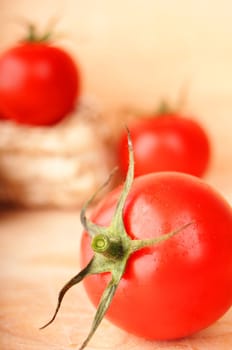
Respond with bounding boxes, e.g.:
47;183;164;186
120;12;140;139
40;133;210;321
80;171;232;340
42;134;231;350
0;41;81;126
117;114;211;178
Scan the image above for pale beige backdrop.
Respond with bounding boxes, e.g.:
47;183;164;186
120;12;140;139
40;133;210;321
1;0;232;196
0;1;232;350
1;0;232;111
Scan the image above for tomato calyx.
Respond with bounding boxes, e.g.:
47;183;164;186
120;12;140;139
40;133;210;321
41;129;192;350
155;83;189;117
23;23;52;43
156;99;176;116
26;24;51;42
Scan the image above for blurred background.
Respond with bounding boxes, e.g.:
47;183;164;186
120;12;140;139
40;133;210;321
0;1;231;107
0;0;232;202
0;0;232;109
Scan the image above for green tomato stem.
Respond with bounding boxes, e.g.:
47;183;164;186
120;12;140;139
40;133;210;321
41;127;193;350
91;234;124;260
24;23;52;43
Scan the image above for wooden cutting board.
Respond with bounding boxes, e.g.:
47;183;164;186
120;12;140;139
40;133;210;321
0;208;231;350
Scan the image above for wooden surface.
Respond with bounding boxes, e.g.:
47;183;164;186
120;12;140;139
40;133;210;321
0;174;232;350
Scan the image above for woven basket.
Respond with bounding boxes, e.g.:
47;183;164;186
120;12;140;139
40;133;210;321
0;97;114;208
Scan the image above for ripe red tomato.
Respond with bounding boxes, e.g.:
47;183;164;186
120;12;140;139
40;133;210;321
0;41;81;126
117;114;211;177
81;172;232;340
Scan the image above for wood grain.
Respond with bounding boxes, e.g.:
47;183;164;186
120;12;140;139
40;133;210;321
0;206;231;350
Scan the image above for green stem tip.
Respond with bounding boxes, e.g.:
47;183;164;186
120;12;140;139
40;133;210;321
91;234;124;260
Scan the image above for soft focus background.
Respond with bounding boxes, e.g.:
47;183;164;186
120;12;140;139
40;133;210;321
1;0;232;199
0;1;232;350
1;0;232;111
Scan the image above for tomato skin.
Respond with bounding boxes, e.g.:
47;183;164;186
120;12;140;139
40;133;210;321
118;115;211;178
81;172;232;340
0;42;81;126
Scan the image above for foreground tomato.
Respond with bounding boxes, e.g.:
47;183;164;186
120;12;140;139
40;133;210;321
42;134;232;350
118;114;211;177
80;174;232;340
0;27;81;126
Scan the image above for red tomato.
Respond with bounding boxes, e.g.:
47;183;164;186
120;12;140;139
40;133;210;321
81;172;232;340
0;42;81;126
117;114;211;177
